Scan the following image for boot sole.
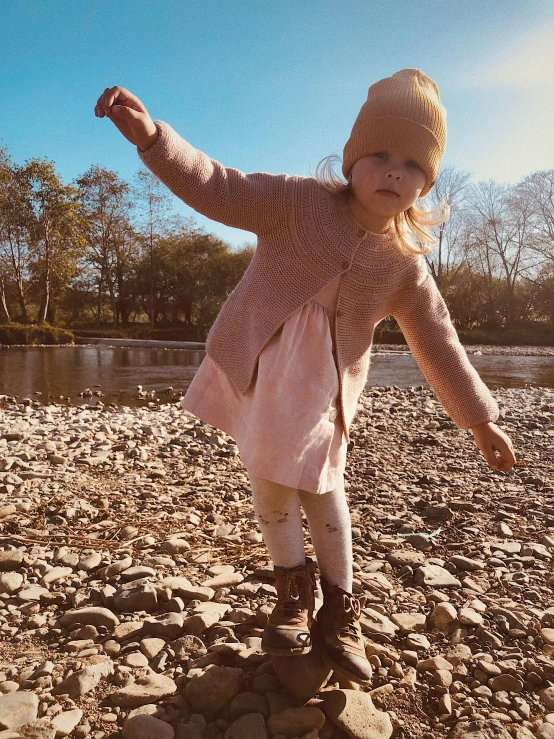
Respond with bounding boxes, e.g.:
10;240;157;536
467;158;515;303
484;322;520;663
261;641;313;657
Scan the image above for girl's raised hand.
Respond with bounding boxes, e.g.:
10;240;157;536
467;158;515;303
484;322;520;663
94;86;158;151
470;421;516;472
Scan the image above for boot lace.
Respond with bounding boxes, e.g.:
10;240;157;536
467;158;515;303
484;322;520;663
338;593;362;640
280;570;312;618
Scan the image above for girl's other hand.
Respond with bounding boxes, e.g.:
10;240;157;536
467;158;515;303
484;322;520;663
470;421;516;472
94;86;158;151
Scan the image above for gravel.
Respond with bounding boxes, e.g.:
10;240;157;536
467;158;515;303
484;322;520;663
0;384;553;738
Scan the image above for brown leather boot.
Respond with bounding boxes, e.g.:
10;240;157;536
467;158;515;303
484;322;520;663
314;576;373;686
261;558;317;656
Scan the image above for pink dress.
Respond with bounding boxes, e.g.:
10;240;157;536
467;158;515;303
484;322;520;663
181;275;346;495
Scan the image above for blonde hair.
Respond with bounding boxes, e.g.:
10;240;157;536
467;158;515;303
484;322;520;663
314;154;449;256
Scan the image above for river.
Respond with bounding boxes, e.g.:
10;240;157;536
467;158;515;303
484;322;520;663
1;345;553;408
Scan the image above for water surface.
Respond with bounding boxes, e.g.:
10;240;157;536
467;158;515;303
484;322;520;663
1;345;553;407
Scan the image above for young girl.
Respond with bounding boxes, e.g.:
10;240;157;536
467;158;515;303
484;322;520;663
94;69;516;686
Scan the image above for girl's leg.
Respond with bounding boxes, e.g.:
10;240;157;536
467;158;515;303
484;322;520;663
247;471;306;568
297;476;353;592
299;477;372;686
247;471;316;656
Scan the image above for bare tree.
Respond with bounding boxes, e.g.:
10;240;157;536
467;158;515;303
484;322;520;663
517;170;554;264
466;180;535;325
132;169;173;327
425;165;472;289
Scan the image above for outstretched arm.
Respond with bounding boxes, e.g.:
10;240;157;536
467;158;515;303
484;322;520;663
391;260;500;431
95;86;289;235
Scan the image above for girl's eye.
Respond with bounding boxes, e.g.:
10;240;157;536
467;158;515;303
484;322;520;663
372;152;387;158
408;160;421;169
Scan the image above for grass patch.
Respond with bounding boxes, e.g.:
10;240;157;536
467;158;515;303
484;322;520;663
0;324;74;346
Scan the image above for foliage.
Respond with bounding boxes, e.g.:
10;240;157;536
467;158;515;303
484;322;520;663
0;135;553;343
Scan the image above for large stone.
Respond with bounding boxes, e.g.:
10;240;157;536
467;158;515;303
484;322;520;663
111;674;177;708
113;578;158;612
224;713;267;739
17;718;56;739
448;719;512;738
0;573;23;594
322;690;393;739
182;612;222;636
122;714;175;739
158;577;214;602
488;674;523;693
60;607;120;631
272;645;332;701
228;692;269;721
184;666;244;714
430;602;458;630
0;692;39;730
359;608;398;639
0;551;24;571
390;612;426;632
201;573;244;589
538;687;554;710
414;564;461;588
448;555;485;571
50;708;83;737
142;613;184;639
52;660;114;699
40;567;73;586
267;707;325;738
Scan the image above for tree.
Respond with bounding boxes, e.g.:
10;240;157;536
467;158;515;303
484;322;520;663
465;180;534;325
425;165;471;290
132;169;173;327
21;159;85;324
76;166;137;326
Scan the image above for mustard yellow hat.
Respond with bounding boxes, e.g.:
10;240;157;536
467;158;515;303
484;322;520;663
342;68;447;197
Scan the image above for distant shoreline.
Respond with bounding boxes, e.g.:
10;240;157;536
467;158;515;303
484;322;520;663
1;338;553;357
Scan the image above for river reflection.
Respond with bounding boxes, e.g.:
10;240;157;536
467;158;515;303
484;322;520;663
0;345;553;408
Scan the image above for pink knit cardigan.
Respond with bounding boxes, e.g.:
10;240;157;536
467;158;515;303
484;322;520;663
138;121;499;443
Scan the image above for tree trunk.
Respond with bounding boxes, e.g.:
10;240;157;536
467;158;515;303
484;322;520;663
95;269;104;327
0;273;10;323
15;277;28;323
37;275;50;325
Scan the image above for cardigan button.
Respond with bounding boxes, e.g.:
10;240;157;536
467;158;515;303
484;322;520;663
329;409;338;422
341;260;350;270
336;310;343;318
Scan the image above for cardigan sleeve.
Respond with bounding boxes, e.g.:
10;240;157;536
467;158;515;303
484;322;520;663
137;121;290;235
391;259;500;430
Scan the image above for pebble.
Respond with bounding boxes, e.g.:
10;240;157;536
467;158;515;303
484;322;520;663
323;690;393;739
110;674;177;708
122;715;175;739
0;692;39;730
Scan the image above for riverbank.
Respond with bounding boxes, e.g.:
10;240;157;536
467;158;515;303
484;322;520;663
2;336;554;356
1;386;554;738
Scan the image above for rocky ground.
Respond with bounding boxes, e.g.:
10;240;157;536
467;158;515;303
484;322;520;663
0;384;553;739
375;345;554;357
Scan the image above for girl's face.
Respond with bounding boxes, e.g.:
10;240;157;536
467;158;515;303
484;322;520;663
348;150;427;233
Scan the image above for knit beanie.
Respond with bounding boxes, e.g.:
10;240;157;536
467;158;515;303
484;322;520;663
342;69;447;197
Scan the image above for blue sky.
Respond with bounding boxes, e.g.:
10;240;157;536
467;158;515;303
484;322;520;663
1;0;553;248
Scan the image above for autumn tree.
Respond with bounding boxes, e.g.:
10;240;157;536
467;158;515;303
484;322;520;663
76;166;138;326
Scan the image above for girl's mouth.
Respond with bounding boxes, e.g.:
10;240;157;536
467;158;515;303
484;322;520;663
377;189;400;198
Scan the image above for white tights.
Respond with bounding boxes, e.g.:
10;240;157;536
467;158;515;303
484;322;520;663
247;471;353;593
